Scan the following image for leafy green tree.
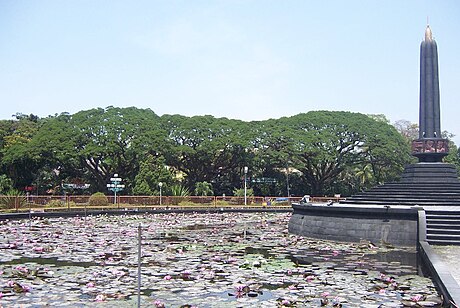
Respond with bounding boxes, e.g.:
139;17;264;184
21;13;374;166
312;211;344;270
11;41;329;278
0;116;42;190
27;107;168;193
161;114;250;195
133;155;174;195
0;107;426;198
444;142;460;174
233;188;254;197
0;175;13;194
278;111;411;195
194;181;214;196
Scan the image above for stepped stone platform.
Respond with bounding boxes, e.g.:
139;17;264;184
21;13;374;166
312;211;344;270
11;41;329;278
341;163;460;207
340;163;460;246
424;207;460;245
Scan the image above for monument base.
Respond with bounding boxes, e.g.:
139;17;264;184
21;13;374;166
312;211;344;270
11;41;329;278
288;204;419;247
401;163;459;183
339;162;460;207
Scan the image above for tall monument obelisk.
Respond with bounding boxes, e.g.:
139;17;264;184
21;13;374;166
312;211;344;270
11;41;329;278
411;24;449;163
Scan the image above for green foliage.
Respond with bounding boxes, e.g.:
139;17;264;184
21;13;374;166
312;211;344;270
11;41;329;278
133;154;174;195
26;107;166;193
178;201;201;207
0;175;13;194
46;199;66;207
233;188;254;197
194;181;214;196
132;180;152;196
367;114;390;124
0;117;41;189
161;114;250;195
0;107;426;197
170;184;190;196
0;189;27;209
215;200;230;206
277;111;412;195
169;184;190;205
88;192;109;206
444;142;460;175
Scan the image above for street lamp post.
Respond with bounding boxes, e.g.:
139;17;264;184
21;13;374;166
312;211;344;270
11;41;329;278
158;182;163;206
107;174;125;205
286;162;291;198
244;166;248;206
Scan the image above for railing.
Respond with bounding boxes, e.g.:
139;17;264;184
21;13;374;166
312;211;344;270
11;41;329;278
0;195;347;212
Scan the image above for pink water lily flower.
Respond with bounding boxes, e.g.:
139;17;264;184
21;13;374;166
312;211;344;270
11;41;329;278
153;300;165;307
14;265;28;273
33;246;44;253
227;257;237;263
281;299;291;305
305;275;315;282
411;294;423;302
95;294;106;302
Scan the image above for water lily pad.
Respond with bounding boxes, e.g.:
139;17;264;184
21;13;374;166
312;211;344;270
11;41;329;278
0;212;441;307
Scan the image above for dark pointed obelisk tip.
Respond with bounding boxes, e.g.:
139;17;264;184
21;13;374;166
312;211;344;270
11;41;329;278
412;24;449;162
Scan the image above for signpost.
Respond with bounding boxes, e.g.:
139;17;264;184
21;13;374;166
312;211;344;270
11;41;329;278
107;174;125;205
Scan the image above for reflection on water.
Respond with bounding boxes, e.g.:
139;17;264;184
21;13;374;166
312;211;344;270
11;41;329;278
289;247;420;276
2;256;97;268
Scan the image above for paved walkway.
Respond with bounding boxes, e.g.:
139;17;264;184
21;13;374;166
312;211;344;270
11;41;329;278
431;245;460;286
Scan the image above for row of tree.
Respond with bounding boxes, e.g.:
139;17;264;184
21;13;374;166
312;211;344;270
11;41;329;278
0;107;458;197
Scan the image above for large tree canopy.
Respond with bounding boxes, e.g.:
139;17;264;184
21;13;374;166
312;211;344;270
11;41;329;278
275;111;412;195
22;107;167;192
0;107;438;196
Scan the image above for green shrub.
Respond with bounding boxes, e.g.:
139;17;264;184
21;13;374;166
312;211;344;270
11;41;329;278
232;188;254;197
0;189;27;209
46;200;66;207
215;200;230;206
170;184;190;196
170;184;190;205
88;192;109;206
194;181;213;196
178;201;201;207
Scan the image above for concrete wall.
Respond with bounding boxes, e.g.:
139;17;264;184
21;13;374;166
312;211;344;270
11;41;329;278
289;204;419;247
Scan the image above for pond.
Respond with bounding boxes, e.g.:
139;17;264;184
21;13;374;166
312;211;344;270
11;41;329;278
0;212;442;307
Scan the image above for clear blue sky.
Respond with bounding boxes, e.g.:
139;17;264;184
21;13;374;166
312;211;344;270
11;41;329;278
1;1;459;144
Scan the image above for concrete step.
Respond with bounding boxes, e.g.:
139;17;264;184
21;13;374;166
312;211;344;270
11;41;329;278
427;234;460;242
426;219;460;225
343;199;460;206
426;214;460;219
427;223;460;229
427;239;460;245
427;228;460;235
346;198;460;204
